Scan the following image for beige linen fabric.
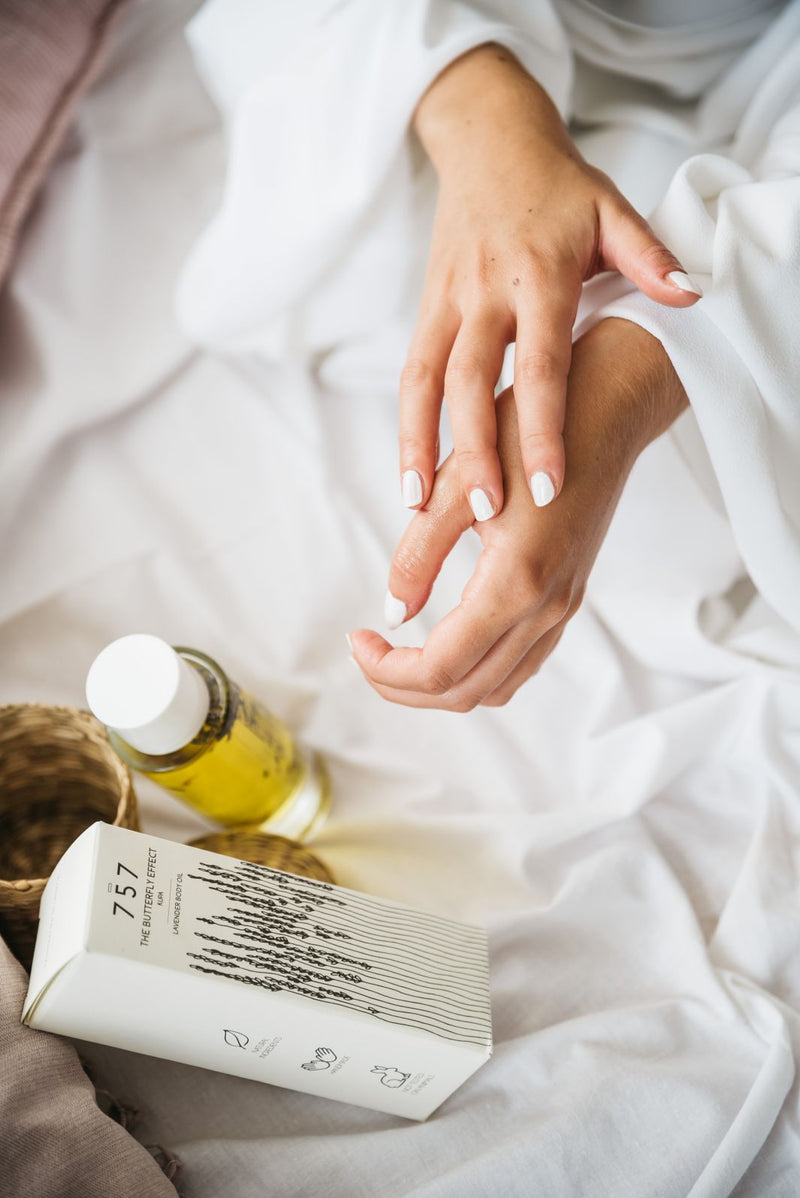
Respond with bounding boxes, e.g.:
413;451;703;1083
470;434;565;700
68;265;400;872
0;936;178;1198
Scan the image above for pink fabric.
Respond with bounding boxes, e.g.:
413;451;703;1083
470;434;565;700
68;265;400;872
0;0;129;285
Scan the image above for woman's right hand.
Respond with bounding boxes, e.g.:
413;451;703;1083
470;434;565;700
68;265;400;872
399;44;702;522
355;317;689;710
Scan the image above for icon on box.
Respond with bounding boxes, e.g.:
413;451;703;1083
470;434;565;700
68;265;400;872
302;1046;338;1071
371;1065;410;1089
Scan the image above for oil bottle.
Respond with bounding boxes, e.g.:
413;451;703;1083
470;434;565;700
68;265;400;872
86;634;329;841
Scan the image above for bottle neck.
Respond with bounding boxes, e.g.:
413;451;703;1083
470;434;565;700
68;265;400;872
174;647;230;729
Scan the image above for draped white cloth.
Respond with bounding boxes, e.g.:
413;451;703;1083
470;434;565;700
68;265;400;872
2;2;800;1195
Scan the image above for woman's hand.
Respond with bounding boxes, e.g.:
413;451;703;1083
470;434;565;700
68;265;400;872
399;44;701;521
354;318;688;710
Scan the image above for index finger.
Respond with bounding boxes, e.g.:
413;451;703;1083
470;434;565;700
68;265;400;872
353;552;518;695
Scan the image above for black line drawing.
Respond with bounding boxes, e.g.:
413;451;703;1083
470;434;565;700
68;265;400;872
185;859;491;1046
223;1029;249;1048
371;1066;410;1089
301;1046;338;1071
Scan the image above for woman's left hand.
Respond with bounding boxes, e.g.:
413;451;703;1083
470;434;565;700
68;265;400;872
351;318;688;710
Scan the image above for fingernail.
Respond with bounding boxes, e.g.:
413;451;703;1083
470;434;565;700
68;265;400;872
469;488;495;522
667;270;703;298
345;632;353;653
384;591;407;630
401;470;423;508
530;471;555;507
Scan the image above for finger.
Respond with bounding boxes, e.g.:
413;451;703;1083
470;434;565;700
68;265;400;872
513;285;577;506
480;621;566;707
399;311;459;509
444;316;509;522
385;455;473;629
599;196;704;306
350;618;528;711
353;548;525;694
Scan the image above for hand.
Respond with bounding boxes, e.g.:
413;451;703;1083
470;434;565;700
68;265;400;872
398;44;701;522
353;319;688;710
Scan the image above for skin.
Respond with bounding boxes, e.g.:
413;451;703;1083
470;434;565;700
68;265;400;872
350;317;689;710
399;43;700;519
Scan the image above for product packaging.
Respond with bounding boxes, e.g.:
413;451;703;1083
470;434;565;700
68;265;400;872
22;824;492;1119
86;635;329;839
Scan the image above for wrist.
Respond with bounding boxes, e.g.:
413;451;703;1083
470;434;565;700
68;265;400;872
566;319;688;474
413;43;567;177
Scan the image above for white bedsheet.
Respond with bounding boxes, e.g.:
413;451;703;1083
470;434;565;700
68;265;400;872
1;3;799;1196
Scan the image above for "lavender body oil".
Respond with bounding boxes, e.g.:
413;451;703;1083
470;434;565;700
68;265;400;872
86;635;329;841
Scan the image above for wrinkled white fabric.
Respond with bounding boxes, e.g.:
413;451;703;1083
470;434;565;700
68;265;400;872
1;2;800;1197
178;0;800;639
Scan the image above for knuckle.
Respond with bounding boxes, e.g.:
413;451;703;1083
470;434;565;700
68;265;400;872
504;570;578;625
508;567;547;616
516;351;564;389
451;693;480;713
519;429;560;453
481;689;512;708
455;446;493;469
587;165;616;193
523;251;559;283
422;660;457;696
567;582;586;617
638;240;679;273
445;353;489;391
398;433;433;458
391;549;425;592
469;253;506;295
543;585;576;624
400;358;439;395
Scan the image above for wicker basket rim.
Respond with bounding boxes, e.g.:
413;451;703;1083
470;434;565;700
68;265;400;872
0;702;134;886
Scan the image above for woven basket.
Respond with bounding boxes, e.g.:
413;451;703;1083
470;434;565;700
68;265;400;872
189;829;335;884
0;703;138;967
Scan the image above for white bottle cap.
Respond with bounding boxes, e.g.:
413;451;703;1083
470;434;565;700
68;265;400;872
86;634;211;756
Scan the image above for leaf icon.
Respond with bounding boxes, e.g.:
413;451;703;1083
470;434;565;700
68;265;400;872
223;1029;249;1049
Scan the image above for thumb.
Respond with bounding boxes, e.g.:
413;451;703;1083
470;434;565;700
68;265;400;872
599;198;703;307
383;454;473;631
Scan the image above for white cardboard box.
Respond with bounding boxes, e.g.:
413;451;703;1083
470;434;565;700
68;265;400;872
22;823;492;1119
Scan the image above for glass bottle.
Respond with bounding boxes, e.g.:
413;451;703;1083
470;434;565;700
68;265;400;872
85;634;329;841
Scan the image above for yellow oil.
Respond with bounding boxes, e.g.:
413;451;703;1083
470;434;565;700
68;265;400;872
108;648;330;840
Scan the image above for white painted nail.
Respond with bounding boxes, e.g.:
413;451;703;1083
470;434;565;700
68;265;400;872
384;591;407;630
347;654;361;671
667;270;703;298
469;488;495;522
530;471;556;507
401;470;423;508
345;632;353;653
